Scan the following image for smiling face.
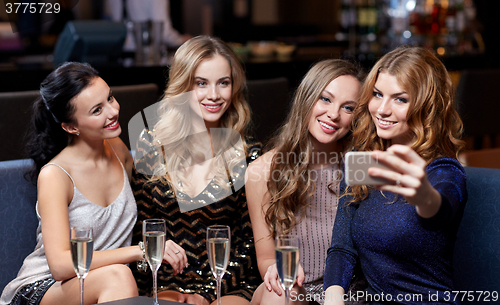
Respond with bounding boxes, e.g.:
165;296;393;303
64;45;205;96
64;77;121;139
307;75;360;152
368;72;412;145
190;54;232;129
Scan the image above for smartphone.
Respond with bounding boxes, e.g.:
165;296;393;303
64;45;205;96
344;151;392;186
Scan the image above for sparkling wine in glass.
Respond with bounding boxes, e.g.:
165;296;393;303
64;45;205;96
207;225;230;305
70;226;93;305
143;219;166;305
275;235;300;305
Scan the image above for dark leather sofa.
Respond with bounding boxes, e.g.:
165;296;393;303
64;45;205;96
1;162;499;303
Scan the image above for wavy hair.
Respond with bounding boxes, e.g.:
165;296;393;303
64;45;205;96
149;36;251;194
346;46;465;203
25;62;99;184
264;59;365;237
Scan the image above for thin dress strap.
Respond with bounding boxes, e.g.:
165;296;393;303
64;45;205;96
41;163;76;187
106;139;125;171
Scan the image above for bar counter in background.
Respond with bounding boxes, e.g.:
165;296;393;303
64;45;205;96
0;50;488;93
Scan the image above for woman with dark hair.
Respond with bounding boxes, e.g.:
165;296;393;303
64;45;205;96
246;59;364;305
131;35;262;305
0;62;185;305
324;46;467;304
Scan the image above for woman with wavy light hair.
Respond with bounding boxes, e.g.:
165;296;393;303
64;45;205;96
246;59;364;305
324;46;467;305
131;35;261;305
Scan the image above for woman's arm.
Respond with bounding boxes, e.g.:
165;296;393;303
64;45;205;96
38;165;77;281
245;152;306;295
245;153;275;276
324;285;346;305
369;145;466;220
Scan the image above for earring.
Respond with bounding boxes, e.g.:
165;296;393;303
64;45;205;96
76;132;80;136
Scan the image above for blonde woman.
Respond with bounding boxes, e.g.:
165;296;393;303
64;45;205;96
131;36;262;305
246;59;364;305
324;46;467;305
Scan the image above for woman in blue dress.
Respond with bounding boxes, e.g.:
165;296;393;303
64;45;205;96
324;46;468;305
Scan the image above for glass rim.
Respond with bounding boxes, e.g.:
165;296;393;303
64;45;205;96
143;218;166;224
207;225;230;230
70;226;92;231
275;234;300;241
275;234;298;238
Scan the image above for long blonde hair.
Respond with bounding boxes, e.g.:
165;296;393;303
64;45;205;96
149;36;252;195
265;59;365;237
347;46;465;203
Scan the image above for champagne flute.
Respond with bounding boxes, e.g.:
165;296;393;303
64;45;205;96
143;219;166;305
207;225;230;305
70;226;93;305
275;235;300;305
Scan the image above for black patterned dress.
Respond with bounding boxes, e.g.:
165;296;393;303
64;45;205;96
131;132;262;302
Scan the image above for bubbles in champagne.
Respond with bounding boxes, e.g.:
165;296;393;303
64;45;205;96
70;237;93;278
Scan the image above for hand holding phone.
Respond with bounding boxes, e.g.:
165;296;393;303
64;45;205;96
345;151;392;186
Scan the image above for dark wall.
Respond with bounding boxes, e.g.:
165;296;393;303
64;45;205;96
473;0;500;68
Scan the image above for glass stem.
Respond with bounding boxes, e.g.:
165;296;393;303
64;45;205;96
217;277;222;305
79;277;84;305
284;287;290;305
153;270;158;305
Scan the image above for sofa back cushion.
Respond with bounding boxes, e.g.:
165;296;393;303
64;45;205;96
0;90;40;162
0;159;37;291
453;167;500;298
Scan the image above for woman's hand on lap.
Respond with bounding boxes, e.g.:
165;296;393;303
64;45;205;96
163;240;188;275
263;263;305;296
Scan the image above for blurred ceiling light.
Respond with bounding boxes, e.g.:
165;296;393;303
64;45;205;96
406;0;416;11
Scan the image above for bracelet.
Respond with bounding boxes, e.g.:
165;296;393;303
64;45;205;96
137;241;148;272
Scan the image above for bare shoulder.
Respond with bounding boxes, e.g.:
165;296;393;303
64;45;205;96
38;163;71;183
247;150;275;173
107;137;133;163
37;163;74;203
245;150;276;192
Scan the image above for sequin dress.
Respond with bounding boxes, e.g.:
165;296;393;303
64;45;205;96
288;165;339;305
324;158;467;305
131;131;262;303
